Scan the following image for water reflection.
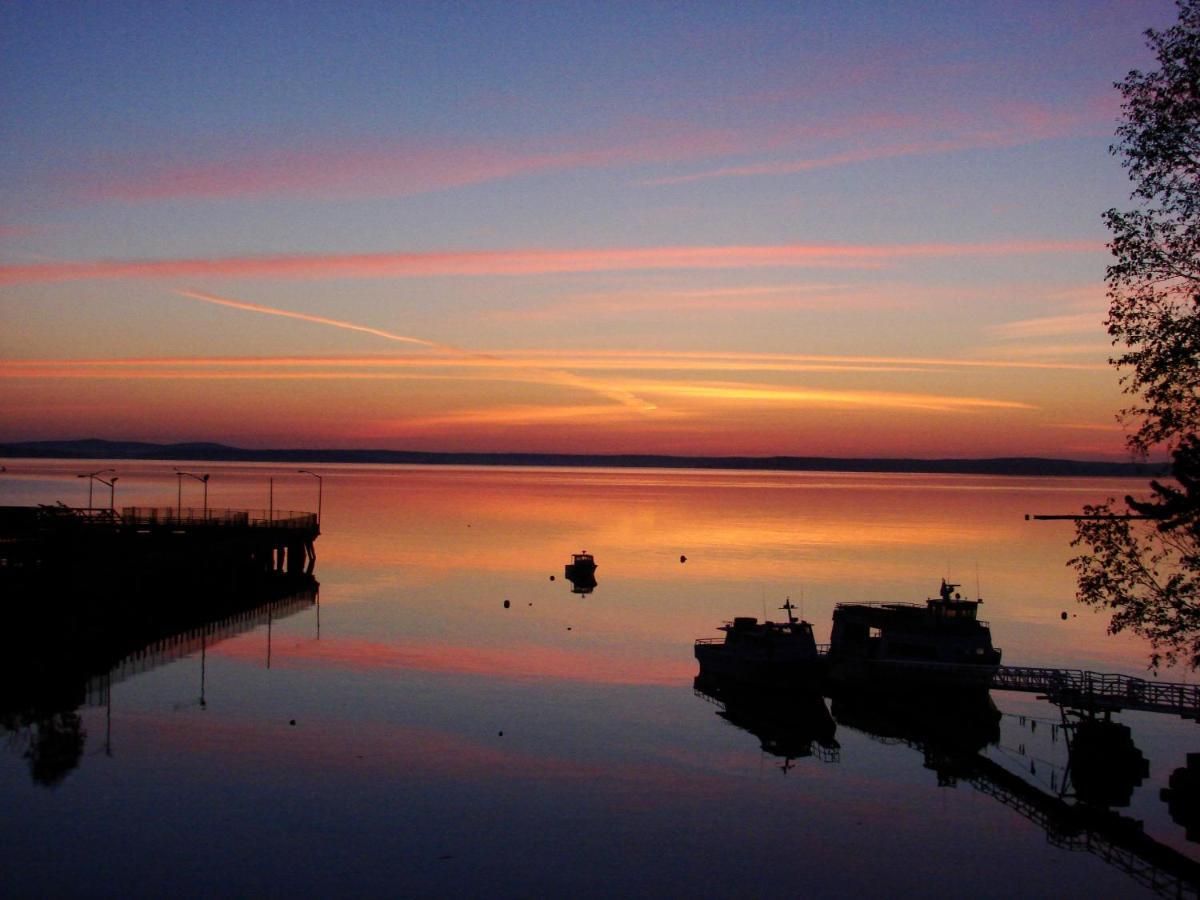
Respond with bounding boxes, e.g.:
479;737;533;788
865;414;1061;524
563;550;598;595
1164;757;1200;842
565;570;598;595
694;673;838;772
4;462;1199;897
694;678;1200;897
1;577;317;787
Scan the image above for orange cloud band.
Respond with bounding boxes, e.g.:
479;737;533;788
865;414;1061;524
0;349;1106;375
0;240;1101;285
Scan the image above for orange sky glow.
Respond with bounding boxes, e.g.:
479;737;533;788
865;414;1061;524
0;3;1164;460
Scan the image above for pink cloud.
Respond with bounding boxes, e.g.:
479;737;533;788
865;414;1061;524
74;124;749;204
648;98;1115;186
0;239;1101;285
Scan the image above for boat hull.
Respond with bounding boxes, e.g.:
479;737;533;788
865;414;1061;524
694;643;826;687
825;656;998;697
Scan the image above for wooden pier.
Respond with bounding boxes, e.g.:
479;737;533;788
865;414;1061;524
0;504;320;585
823;654;1200;719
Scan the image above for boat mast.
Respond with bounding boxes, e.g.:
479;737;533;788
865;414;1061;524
779;597;798;625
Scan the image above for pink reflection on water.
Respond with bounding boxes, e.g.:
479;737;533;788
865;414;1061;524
212;634;692;686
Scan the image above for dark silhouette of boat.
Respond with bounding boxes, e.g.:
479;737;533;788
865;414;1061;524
694;598;823;686
825;580;1001;693
564;550;596;579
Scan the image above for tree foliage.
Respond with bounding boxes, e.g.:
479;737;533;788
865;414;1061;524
1071;1;1200;669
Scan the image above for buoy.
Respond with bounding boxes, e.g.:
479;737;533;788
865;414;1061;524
1061;611;1068;620
680;555;687;564
503;599;510;608
289;719;296;726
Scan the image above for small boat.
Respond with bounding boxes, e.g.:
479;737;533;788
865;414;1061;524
564;551;596;579
694;598;823;687
825;580;1001;692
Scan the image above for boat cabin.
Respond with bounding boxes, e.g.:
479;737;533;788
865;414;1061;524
828;580;1001;667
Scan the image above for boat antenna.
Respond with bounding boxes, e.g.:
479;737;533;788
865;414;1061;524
779;596;798;625
975;562;982;602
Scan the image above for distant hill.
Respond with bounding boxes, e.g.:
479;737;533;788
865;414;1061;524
0;438;1169;478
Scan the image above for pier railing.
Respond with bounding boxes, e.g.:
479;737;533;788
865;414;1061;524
991;666;1200;719
120;507;317;530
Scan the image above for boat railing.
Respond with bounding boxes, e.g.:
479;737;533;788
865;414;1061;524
834;601;924;610
694;637;724;645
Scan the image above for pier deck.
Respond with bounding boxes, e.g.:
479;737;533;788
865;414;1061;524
0;504;320;582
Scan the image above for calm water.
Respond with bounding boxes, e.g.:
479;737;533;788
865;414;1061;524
2;460;1198;898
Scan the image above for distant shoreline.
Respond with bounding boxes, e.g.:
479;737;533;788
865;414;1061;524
0;439;1168;478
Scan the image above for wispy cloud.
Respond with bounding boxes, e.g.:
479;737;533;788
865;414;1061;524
72;126;748;204
176;289;444;349
0;239;1101;286
171;289;656;412
645;98;1114;186
634;380;1036;413
989;312;1104;339
0;349;1107;378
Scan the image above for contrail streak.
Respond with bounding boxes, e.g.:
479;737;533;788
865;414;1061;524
176;289;446;350
173;289;655;412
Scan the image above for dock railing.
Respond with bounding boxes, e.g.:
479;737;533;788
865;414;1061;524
991;666;1200;718
120;507;317;530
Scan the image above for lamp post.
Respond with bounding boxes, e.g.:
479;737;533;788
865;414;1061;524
96;475;118;512
77;468;115;509
298;469;323;526
176;470;210;519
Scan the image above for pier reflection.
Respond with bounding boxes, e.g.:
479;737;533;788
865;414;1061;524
695;679;1199;897
0;576;317;787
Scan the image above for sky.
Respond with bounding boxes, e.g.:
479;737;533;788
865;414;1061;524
0;0;1180;459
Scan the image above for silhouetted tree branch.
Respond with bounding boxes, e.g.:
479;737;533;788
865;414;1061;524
1071;2;1200;670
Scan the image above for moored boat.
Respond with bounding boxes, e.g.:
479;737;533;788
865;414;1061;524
694;598;824;687
564;551;596;579
825;580;1001;692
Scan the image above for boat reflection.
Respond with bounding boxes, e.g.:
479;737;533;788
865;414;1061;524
1;577;318;787
695;675;1200;897
828;687;1002;767
564;570;598;595
564;550;598;595
694;672;838;772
